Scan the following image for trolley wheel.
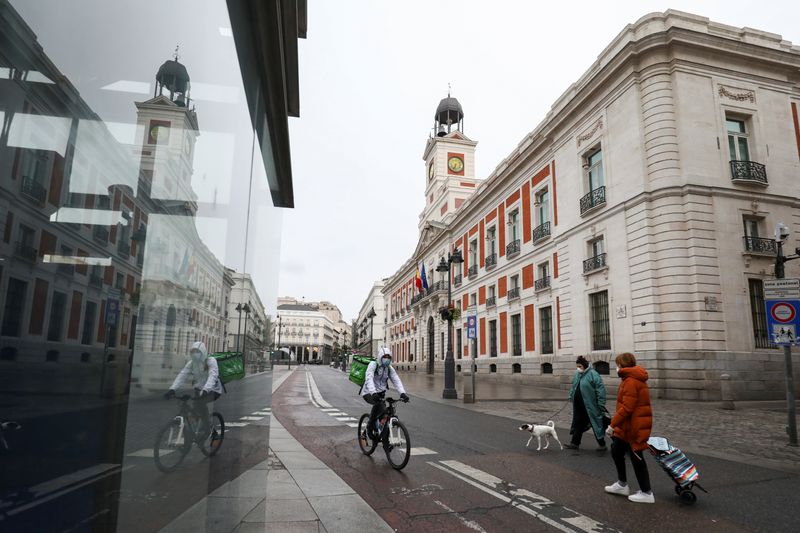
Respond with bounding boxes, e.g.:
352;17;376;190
679;489;697;505
674;485;682;496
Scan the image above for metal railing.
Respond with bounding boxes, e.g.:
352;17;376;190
579;186;606;215
532;221;550;242
507;287;520;300
583;253;607;273
468;265;478;278
411;280;448;307
730;160;767;185
21;176;46;204
14;241;37;262
506;239;520;257
485;253;497;269
743;236;776;255
535;276;550;291
486;295;496;307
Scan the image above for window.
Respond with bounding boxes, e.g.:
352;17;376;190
487;226;496;254
535;189;549;224
508;210;519;242
489;319;497;357
512;363;521;373
541;362;553;374
590;291;611;350
585;147;604;190
441;331;445;359
589;236;604;258
488;285;495;298
510;274;519;290
540;306;553;354
456;328;462;359
726;117;750;162
470;293;477;307
749;279;773;349
18;223;35;247
490;364;497;373
538;262;549;280
47;291;68;342
594;361;610;375
743;217;775;253
511;314;522;356
470;239;478;266
2;278;28;337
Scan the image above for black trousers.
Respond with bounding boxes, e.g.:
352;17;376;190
363;393;386;432
571;390;604;446
611;438;651;492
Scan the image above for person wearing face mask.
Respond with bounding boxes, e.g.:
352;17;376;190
164;341;224;430
362;346;409;440
565;356;608;451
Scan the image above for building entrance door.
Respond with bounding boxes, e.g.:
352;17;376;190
427;316;435;374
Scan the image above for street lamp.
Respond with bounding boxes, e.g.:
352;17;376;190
436;248;464;399
236;302;251;355
368;308;376;356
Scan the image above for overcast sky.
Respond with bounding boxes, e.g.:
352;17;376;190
280;0;800;321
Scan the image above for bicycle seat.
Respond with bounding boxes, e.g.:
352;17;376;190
1;421;21;431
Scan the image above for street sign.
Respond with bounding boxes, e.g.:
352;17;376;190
764;299;800;345
764;279;800;300
106;298;120;327
466;315;477;339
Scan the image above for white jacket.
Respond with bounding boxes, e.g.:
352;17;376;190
362;361;406;396
170;341;224;394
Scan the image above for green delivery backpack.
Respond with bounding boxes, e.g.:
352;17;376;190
348;354;376;387
210;351;245;384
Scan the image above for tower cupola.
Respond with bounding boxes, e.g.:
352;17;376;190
155;48;191;107
434;91;464;136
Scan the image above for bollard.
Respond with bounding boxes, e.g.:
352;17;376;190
720;373;734;410
462;370;474;403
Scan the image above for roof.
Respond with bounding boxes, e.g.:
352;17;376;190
278;303;318;312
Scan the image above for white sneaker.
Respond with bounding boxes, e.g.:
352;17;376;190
628;491;655;504
604;481;630;496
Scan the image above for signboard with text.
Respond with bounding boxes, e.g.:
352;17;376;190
764;299;800;345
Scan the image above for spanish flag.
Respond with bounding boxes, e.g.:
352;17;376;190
415;264;423;293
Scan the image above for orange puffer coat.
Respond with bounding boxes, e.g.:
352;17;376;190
610;365;652;451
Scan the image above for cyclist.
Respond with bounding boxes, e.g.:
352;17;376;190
362;346;409;439
164;341;223;434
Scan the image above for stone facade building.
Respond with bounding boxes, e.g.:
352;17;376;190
382;10;800;400
355;279;387;357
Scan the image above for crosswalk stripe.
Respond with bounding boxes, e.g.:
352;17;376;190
335;417;356;422
239;416;264;421
226;422;249;427
345;422;359;428
320;408;338;412
410;447;438;455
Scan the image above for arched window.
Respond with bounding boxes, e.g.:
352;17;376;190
594;361;610;375
456;364;461;372
490;364;497;373
512;363;521;374
541;362;553;374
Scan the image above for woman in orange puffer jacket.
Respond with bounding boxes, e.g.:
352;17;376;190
603;352;654;504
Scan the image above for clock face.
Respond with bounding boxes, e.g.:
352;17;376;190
149;124;169;143
428;161;434;180
448;156;464;173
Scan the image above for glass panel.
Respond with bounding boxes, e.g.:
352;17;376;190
728;135;738;161
590;291;611;350
749;279;773;349
738;137;750;161
726;119;745;133
540;306;553;354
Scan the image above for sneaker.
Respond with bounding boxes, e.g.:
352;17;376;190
596;445;607;452
628;491;655;504
564;443;579;450
604;481;630;496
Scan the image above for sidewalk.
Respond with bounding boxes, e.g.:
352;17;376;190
398;369;800;475
159;367;393;533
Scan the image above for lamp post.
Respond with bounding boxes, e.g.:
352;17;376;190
368;308;376;356
242;302;251;363
773;223;799;446
437;248;464;399
235;303;244;352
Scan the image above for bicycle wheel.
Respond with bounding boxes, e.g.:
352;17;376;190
154;418;191;472
384;419;411;470
357;414;378;456
199;413;225;457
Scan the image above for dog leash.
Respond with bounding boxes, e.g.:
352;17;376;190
544;399;570;420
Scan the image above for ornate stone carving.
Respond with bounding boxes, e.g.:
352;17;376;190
750;198;759;214
718;85;755;103
577;118;603;147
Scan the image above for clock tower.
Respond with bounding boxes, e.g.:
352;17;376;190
420;93;479;231
135;55;200;213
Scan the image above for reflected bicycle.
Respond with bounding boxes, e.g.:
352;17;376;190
154;394;225;472
357;396;411;470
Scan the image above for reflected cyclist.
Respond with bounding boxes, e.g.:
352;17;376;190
164;341;223;436
361;346;409;440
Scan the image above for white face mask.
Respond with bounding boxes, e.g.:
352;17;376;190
190;350;204;362
576;367;584;373
615;366;621;374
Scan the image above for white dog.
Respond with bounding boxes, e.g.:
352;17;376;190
518;421;563;451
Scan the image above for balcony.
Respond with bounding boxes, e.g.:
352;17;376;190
486;295;496;307
743;236;777;255
507;287;520;300
89;273;103;288
453;274;462;287
485;253;497;270
13;241;37;262
583;253;607;274
468;265;478;278
410;280;448;308
20;177;47;205
93;225;109;243
535;276;550;291
579;186;606;216
57;263;75;277
730;160;767;186
532;221;551;243
506;239;521;258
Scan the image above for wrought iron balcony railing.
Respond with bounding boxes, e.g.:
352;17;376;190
583;253;607;274
532;221;551;243
535;276;550;291
743;236;776;255
411;280;448;307
468;265;478;278
507;287;520;300
20;176;47;205
486;295;496;307
93;225;109;243
57;263;75;277
579;186;606;216
14;241;37;262
453;274;462;287
485;253;497;269
506;239;520;257
730;160;767;185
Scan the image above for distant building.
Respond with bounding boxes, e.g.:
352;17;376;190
355;280;387;357
226;270;267;369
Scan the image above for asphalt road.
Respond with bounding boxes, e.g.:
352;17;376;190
273;366;799;533
0;371;274;532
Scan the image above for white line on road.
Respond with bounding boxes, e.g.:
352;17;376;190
252;411;271;415
433;500;489;533
345;422;359;427
127;449;172;458
307;372;332;408
239;416;264;421
320;408;338;412
226;422;249;427
410;447;438;456
305;372;320;408
335;417;357;422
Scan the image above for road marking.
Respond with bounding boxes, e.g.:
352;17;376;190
28;464;120;495
307;372;332;408
430;461;617;533
345;422;359;427
226;422;249;427
305;372;320;407
433;500;489;533
239;416;264;421
127;448;174;458
335;417;356;422
320;408;338;412
410;447;438;456
327;412;348;417
252;411;271;415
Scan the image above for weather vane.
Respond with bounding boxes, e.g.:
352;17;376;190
448;82;451;97
173;44;180;61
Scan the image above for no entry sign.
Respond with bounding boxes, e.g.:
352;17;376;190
765;300;800;345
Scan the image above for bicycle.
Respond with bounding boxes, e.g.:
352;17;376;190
357;396;411;470
153;394;225;472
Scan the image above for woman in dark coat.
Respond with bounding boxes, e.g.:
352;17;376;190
565;356;607;451
604;352;654;504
